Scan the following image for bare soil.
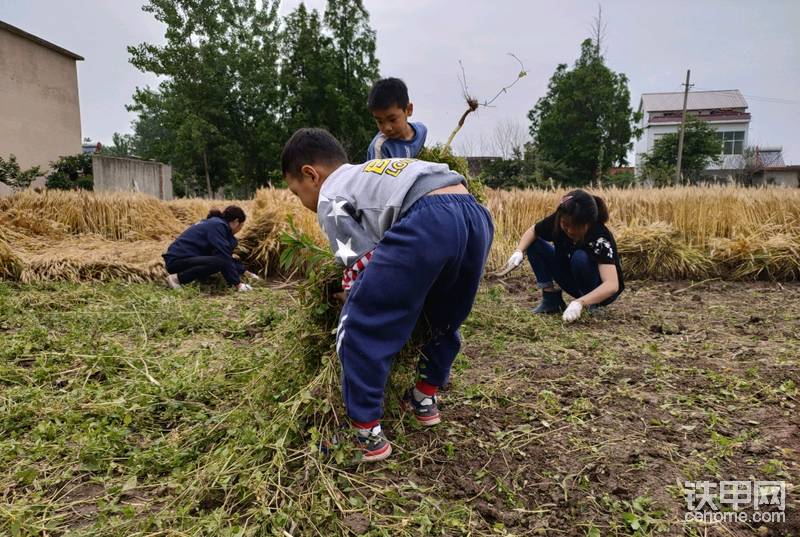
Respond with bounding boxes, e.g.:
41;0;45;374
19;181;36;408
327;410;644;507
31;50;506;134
371;278;800;536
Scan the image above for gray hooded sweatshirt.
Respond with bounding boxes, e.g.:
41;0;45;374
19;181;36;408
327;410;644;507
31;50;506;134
316;158;465;267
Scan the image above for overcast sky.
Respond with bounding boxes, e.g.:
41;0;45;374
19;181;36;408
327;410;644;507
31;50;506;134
3;0;799;162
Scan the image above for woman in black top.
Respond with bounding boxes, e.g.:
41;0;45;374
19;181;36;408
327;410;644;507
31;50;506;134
499;190;624;322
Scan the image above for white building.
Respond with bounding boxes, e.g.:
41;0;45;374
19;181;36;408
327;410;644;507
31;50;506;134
635;89;750;173
751;146;800;187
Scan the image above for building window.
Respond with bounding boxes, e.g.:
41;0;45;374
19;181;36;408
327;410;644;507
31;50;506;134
717;131;745;155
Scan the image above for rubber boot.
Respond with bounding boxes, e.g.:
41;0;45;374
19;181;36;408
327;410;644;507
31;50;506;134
532;289;566;314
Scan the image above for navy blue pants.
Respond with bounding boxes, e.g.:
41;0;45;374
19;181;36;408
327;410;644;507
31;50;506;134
165;256;245;286
337;194;493;423
526;238;616;305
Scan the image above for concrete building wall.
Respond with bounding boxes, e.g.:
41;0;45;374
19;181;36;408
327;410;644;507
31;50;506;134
92;155;173;200
0;24;82;196
635;120;751;172
755;170;799;188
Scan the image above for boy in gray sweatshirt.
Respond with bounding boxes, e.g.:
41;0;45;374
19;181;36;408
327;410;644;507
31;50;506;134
282;128;493;462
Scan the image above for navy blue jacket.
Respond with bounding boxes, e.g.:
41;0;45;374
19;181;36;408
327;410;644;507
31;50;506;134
163;217;243;285
367;122;428;160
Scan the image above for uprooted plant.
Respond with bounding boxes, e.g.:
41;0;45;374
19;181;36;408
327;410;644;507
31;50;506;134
444;53;528;150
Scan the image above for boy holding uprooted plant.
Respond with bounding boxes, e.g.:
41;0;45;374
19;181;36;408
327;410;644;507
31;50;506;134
281;128;493;462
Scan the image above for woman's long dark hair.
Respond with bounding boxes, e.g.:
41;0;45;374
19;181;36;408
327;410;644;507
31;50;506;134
207;205;246;223
554;189;609;234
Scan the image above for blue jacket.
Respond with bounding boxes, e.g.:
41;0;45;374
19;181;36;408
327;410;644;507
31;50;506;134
163;217;243;284
367;122;427;160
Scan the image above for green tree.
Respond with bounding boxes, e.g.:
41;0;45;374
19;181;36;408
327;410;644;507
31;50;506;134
279;4;335;141
279;1;378;162
127;0;282;197
641;117;723;185
0;155;41;191
478;158;529;190
224;0;283;194
603;169;636;188
127;0;378;196
128;104;199;197
99;133;137;157
45;154;93;191
528;38;640;186
322;0;379;160
477;146;550;190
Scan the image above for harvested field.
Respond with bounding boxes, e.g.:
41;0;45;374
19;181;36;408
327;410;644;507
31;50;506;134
1;186;799;284
0;189;309;283
0;278;796;535
487;187;800;280
1;186;798;534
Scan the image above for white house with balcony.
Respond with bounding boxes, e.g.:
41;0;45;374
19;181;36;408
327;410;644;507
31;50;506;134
635;89;750;176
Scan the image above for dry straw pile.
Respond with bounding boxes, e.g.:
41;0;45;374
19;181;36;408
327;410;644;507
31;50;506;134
0;189;307;283
1;185;798;283
237;188;324;276
488;186;800;280
0;232;23;280
0;189;185;240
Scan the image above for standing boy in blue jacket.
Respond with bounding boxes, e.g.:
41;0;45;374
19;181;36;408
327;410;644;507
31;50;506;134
367;78;428;160
283;128;493;462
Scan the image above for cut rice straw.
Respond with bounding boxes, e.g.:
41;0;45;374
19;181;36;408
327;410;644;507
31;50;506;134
1;185;799;283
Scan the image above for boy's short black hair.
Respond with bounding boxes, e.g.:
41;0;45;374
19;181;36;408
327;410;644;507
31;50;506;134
368;77;410;111
281;128;348;177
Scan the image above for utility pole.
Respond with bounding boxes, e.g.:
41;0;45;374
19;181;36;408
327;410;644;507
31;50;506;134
675;69;692;186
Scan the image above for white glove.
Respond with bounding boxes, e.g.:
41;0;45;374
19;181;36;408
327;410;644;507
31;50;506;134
496;251;524;276
245;271;262;281
237;282;253;292
508;250;524;268
562;300;583;323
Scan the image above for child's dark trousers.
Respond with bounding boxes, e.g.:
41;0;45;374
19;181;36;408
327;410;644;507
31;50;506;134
336;194;493;423
165;256;244;285
526;238;616;305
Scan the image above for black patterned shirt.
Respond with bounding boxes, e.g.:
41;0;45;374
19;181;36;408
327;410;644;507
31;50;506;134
534;212;624;293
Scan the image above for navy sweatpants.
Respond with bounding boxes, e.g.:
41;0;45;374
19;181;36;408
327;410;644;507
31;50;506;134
526;238;617;306
336;194;494;423
165;256;245;286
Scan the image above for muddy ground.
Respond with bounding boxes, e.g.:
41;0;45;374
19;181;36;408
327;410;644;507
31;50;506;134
370;278;800;536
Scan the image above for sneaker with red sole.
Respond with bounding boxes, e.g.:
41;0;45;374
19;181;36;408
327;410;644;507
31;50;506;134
402;388;441;426
354;425;392;462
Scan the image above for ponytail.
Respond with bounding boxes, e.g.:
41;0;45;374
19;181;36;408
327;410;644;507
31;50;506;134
555;189;608;227
207;205;246;223
593;195;609;225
